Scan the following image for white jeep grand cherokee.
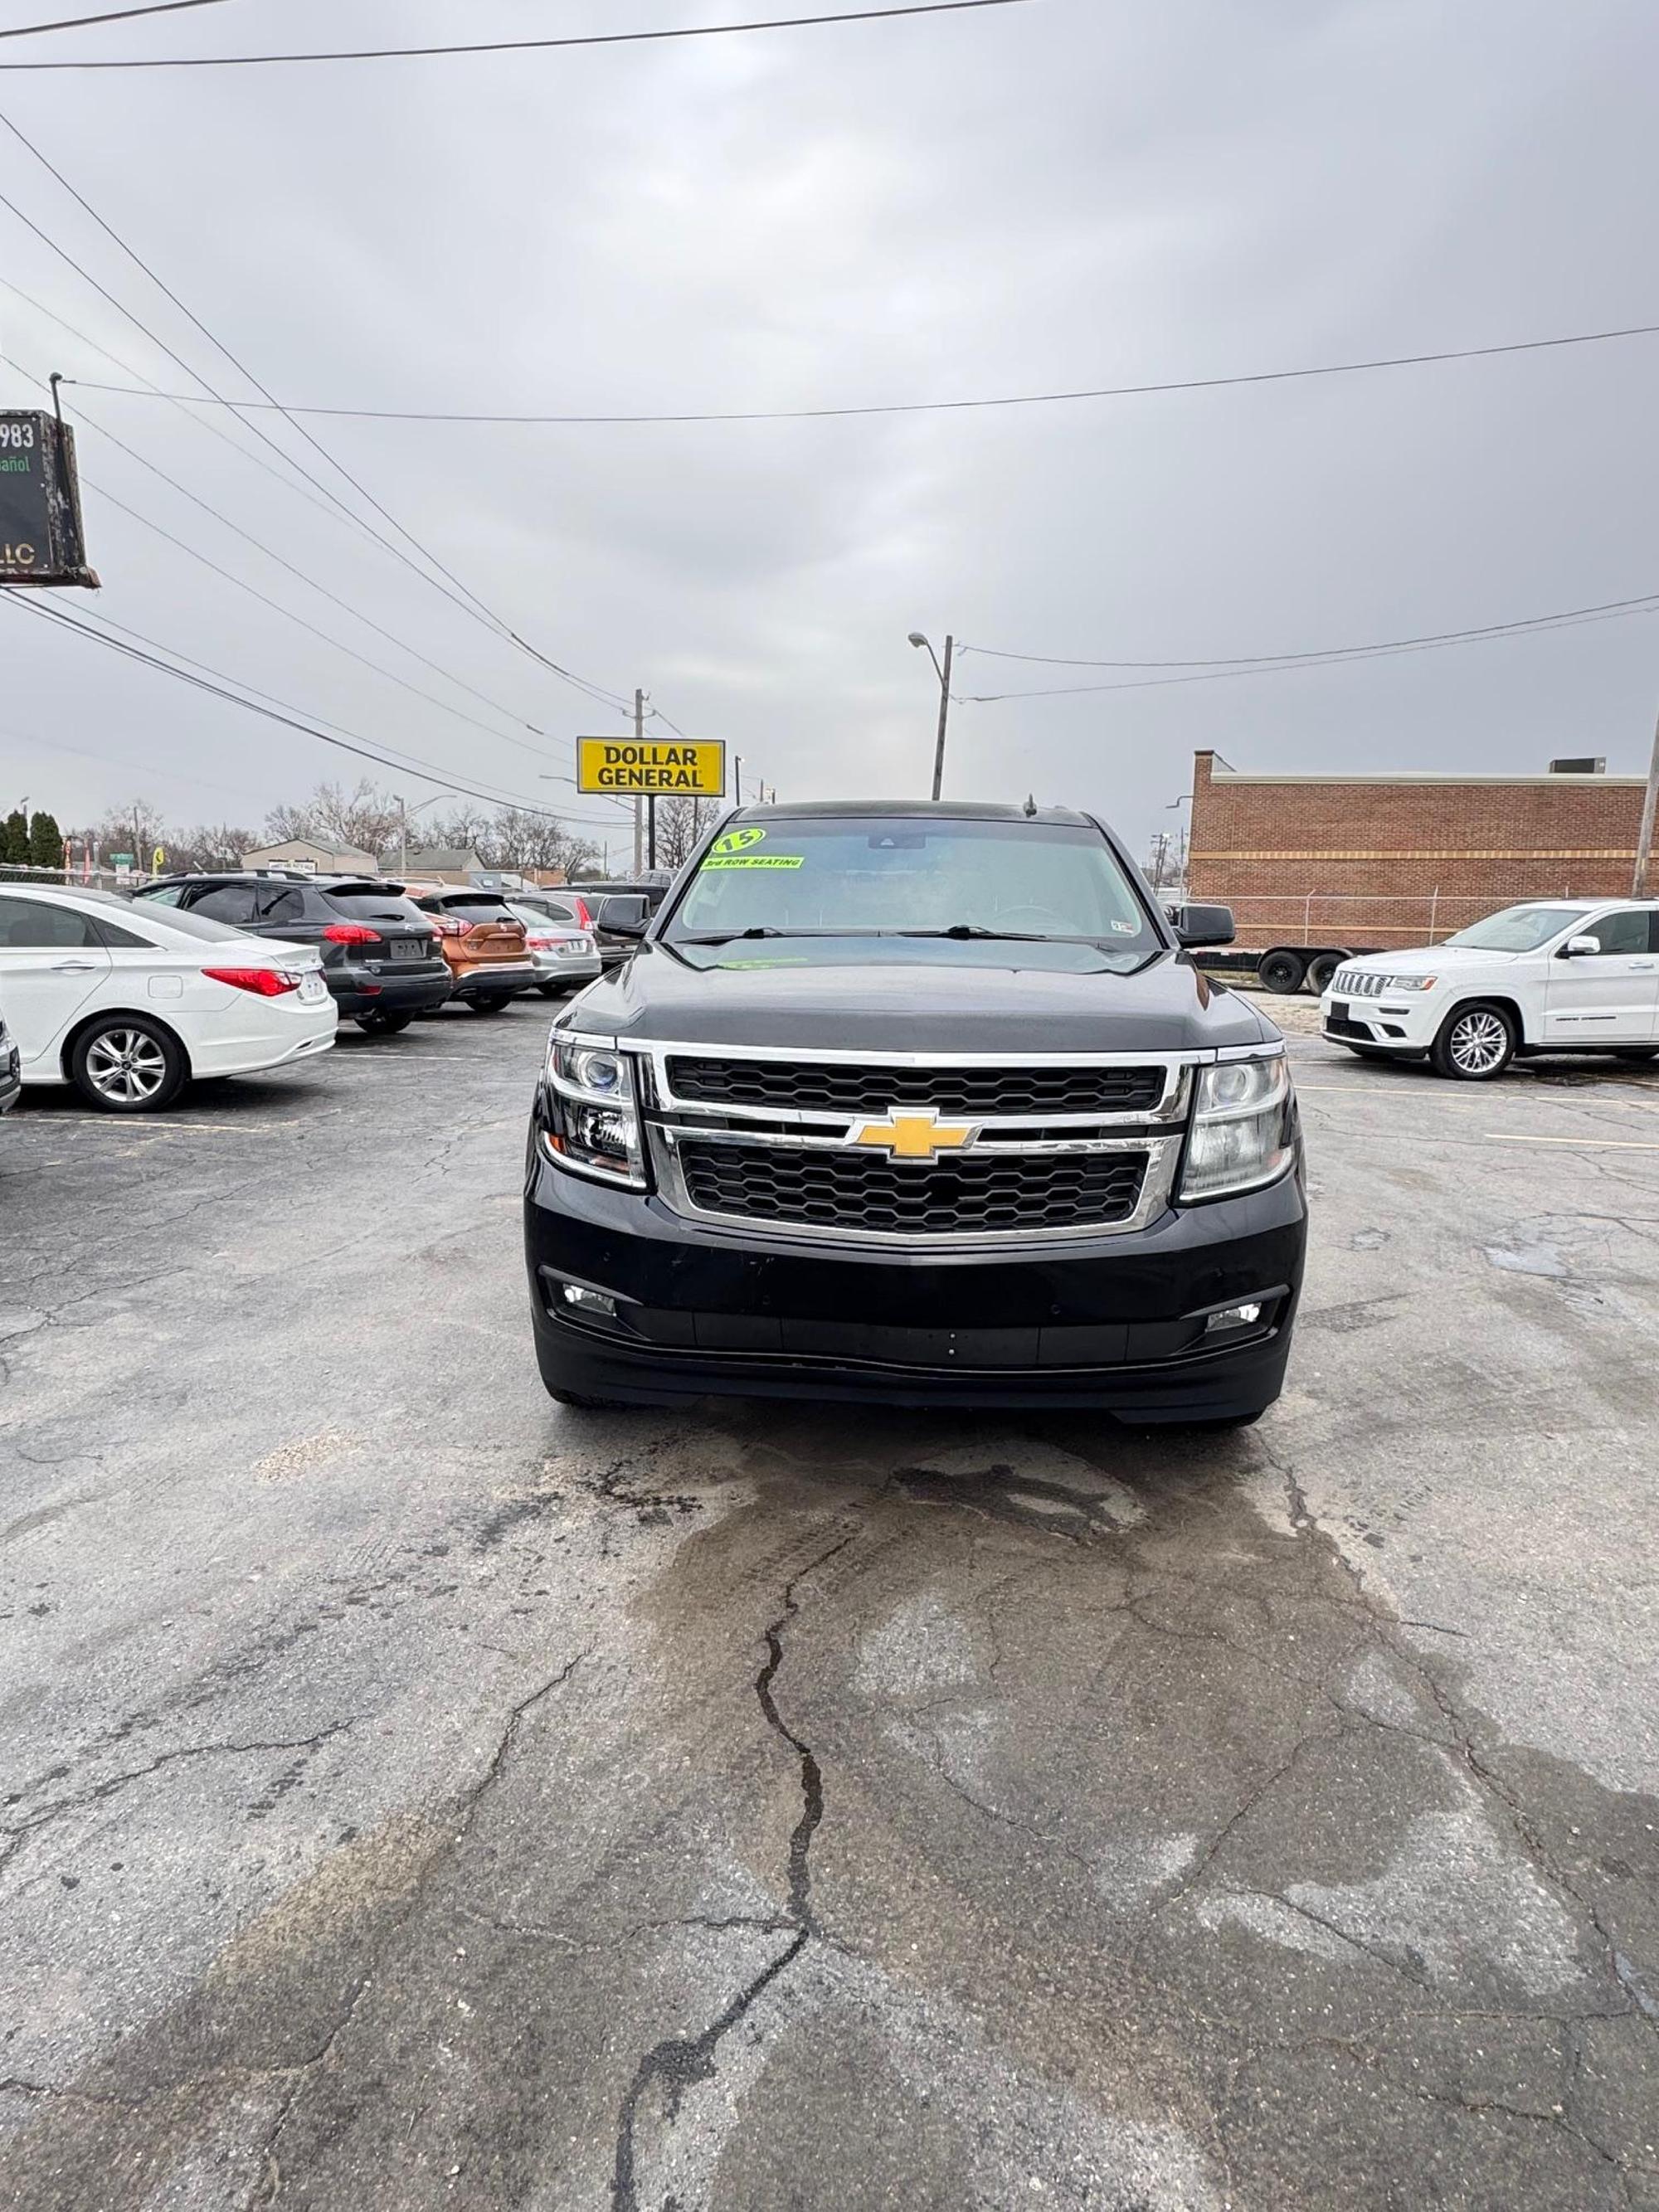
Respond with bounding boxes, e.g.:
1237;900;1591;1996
1321;899;1659;1080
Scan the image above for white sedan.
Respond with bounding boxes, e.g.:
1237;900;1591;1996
0;882;336;1112
1321;898;1659;1079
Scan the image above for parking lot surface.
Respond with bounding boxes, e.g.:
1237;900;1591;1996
2;1005;1657;2210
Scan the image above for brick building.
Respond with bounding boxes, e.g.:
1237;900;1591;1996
1186;751;1648;948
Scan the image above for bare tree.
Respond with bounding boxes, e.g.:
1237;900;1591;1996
654;796;703;872
264;780;401;856
95;798;169;864
168;823;259;871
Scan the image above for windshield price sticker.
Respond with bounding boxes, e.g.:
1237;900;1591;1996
702;827;803;871
576;736;726;796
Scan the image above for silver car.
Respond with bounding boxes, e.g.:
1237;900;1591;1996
506;901;602;998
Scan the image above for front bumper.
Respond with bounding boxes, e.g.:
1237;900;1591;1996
524;1140;1306;1415
1320;987;1440;1055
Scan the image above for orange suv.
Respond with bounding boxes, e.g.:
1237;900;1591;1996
406;887;538;1013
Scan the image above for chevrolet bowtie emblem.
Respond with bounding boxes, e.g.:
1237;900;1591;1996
849;1107;979;1162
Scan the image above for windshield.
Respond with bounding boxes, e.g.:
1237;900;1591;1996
664;817;1159;949
1443;905;1589;952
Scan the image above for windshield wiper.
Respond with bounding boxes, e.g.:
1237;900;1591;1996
888;925;1071;943
676;926;797;944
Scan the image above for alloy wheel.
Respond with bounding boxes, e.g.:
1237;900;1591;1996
1448;1009;1509;1077
84;1029;170;1105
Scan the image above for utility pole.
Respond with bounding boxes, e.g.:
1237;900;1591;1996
907;632;954;800
931;634;954;802
1633;702;1659;897
632;688;645;876
734;754;743;805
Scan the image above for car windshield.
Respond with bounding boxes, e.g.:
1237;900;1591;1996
663;816;1159;949
1443;905;1590;952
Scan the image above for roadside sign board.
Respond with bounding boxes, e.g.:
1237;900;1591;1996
0;411;96;586
577;737;726;798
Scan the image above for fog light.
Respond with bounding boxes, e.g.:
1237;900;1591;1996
1204;1300;1264;1335
561;1283;616;1317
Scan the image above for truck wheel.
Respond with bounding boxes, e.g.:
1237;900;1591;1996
1258;950;1306;995
1430;1001;1516;1081
69;1014;188;1113
1306;953;1343;995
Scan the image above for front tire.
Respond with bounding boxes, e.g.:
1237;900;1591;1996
1430;1001;1517;1082
69;1014;188;1113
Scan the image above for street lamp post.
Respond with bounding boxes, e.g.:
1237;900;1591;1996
393;791;443;878
908;633;954;800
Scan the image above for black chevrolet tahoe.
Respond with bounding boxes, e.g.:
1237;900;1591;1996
523;801;1306;1424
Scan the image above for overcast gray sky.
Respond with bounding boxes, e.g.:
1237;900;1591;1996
1;0;1655;861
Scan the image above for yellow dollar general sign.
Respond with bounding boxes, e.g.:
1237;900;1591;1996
577;737;727;796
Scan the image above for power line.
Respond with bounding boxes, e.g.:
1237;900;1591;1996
0;0;237;39
961;593;1659;672
0;1;1038;71
958;595;1659;701
2;350;596;764
61;599;627;816
56;318;1659;426
8;594;635;829
0;172;620;721
0;109;636;717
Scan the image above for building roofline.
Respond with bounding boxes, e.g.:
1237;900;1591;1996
1205;769;1644;788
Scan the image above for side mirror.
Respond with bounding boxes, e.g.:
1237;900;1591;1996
1171;902;1235;949
596;895;650;940
1560;935;1600;958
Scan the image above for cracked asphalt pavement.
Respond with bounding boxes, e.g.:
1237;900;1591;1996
2;1006;1657;2210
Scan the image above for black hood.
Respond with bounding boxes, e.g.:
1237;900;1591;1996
562;936;1274;1055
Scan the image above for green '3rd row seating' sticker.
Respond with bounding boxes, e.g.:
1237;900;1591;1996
702;853;805;870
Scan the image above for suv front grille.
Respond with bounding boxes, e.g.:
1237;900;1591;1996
674;1140;1148;1237
664;1056;1165;1117
1333;970;1389;997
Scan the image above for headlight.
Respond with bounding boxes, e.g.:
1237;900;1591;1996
544;1034;645;1185
1180;1053;1296;1203
1383;974;1437;992
551;1037;633;1100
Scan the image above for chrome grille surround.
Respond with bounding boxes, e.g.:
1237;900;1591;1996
1332;969;1390;998
622;1040;1202;1247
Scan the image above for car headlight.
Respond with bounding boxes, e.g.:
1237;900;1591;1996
543;1034;645;1184
1180;1053;1297;1203
1382;974;1438;992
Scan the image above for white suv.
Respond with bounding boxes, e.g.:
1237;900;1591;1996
1320;899;1659;1080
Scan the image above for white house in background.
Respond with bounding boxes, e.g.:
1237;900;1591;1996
240;838;378;876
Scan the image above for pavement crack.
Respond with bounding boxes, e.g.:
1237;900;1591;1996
0;1725;351;1874
608;1524;857;2210
252;1651;589;2203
